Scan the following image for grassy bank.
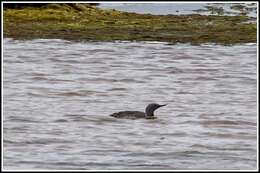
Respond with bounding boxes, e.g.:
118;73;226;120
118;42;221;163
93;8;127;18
3;4;257;44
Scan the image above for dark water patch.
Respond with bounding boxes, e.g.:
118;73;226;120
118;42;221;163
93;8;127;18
87;49;117;53
55;90;96;97
194;76;217;81
162;132;188;137
27;92;49;97
108;88;127;91
201;120;257;126
179;120;201;125
63;114;89;121
202;132;256;140
116;78;145;83
191;144;256;152
166;67;184;74
5;116;41;123
124;150;207;159
84;77;118;83
30;76;49;81
175;113;192;117
198;113;226;119
4;59;25;63
24;138;73;145
54;119;69;123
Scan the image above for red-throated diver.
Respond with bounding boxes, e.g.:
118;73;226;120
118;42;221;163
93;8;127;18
110;103;167;119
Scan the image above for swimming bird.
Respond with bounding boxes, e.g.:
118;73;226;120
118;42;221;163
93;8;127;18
110;103;167;119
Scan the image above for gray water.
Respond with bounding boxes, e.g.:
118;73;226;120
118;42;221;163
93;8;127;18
99;3;206;15
99;3;257;17
3;38;257;170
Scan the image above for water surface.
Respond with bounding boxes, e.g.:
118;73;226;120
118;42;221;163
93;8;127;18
3;38;257;170
99;3;257;17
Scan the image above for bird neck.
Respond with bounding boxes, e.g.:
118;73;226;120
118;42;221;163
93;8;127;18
145;112;154;117
146;116;157;119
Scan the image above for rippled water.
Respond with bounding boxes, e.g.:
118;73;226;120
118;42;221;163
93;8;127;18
3;38;257;170
100;3;257;17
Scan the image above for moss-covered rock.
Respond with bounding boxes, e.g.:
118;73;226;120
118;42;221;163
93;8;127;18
3;3;257;44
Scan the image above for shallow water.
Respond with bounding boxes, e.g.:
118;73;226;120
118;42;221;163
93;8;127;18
99;3;257;17
3;38;257;170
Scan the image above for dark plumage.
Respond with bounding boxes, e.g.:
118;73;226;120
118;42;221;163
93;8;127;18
110;103;167;119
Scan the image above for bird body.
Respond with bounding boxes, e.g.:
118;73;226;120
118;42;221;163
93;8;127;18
109;103;166;119
110;111;146;119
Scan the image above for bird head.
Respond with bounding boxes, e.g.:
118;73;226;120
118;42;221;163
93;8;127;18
145;103;167;117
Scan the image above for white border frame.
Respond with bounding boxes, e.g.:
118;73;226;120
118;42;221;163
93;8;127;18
1;1;259;172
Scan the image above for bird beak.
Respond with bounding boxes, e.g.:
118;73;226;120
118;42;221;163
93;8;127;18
159;104;167;107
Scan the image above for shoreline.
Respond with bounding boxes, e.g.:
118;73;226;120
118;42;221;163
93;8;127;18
3;4;257;45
